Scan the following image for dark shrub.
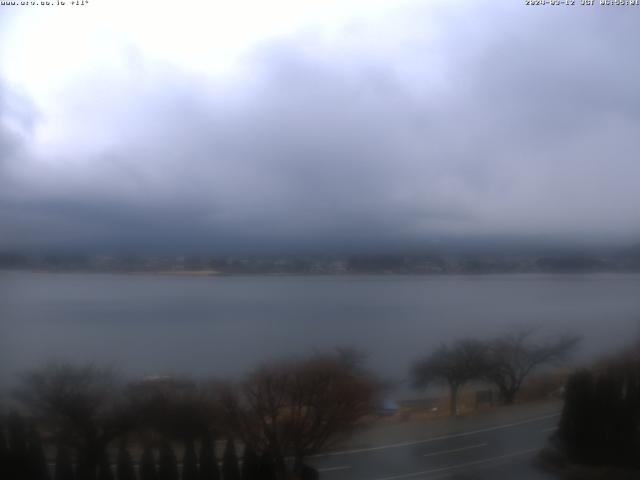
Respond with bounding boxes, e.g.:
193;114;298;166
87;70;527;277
139;445;157;480
198;434;219;480
257;452;276;480
221;440;240;480
8;413;30;480
157;442;179;480
116;443;136;480
240;445;259;480
558;359;640;469
54;445;75;480
182;440;198;480
27;428;50;480
0;427;8;480
97;450;114;480
77;447;98;480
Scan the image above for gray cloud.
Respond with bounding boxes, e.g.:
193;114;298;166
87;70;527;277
1;4;640;253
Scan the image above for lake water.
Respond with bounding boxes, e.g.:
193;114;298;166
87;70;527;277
1;271;639;390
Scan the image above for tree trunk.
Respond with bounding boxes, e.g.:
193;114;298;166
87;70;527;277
450;384;459;416
274;454;288;480
501;389;516;405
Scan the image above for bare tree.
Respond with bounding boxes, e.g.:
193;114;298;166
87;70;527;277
223;354;378;478
15;363;130;476
485;330;580;404
125;377;223;442
334;346;368;373
412;339;489;416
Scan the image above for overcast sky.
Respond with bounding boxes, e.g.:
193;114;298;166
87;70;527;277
1;1;639;254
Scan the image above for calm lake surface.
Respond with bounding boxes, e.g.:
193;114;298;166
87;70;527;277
1;271;639;390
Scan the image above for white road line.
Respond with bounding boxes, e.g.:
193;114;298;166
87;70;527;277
318;465;352;472
372;448;539;480
313;412;560;457
423;442;487;458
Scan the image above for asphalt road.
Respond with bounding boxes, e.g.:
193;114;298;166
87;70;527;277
309;402;561;480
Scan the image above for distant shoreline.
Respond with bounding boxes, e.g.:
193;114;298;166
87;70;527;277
2;268;640;277
155;270;223;276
